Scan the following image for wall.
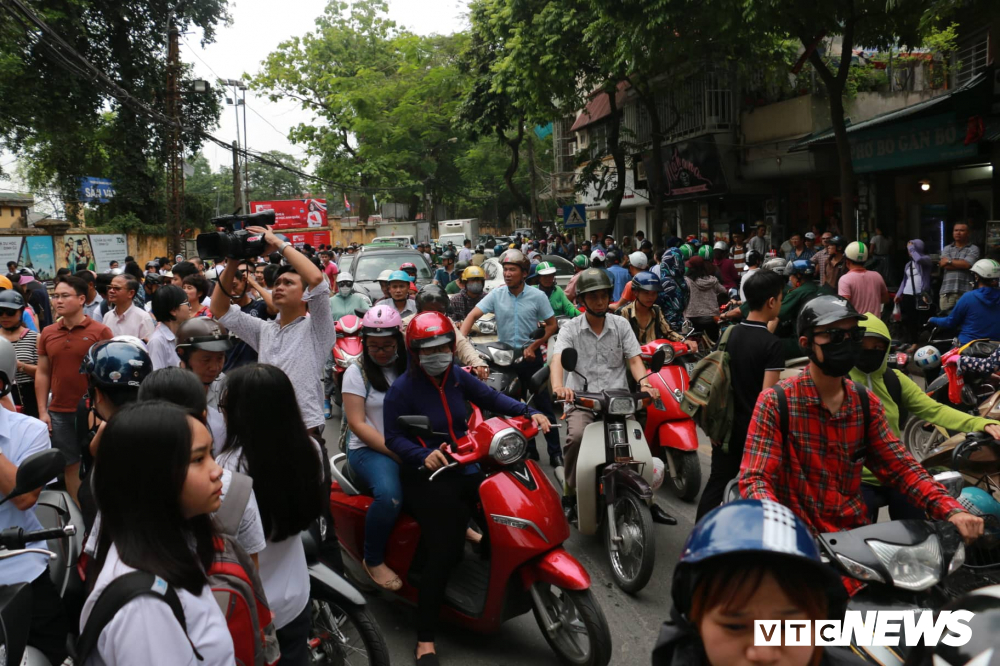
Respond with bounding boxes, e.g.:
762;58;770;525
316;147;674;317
0;206;28;229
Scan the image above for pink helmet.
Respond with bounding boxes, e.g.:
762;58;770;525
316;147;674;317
362;305;402;337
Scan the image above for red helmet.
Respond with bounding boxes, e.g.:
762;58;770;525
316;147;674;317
405;312;456;353
400;262;417;271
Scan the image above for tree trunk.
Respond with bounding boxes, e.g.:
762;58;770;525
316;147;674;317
603;87;627;238
497;122;532;216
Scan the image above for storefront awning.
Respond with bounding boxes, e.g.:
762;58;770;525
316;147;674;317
789;71;988;152
570;82;630;133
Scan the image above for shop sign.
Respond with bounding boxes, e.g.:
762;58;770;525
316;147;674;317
849;114;978;173
644;135;728;200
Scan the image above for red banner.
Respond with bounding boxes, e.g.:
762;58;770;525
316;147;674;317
250;199;327;230
288;231;330;249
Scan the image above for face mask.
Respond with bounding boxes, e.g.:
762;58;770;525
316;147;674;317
374;352;398;367
419;352;453;376
809;339;862;378
338;285;353;297
467;282;484;295
856;348;884;374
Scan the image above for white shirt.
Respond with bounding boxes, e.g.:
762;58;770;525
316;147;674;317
83;293;104;322
79;543;234;666
147;324;180;370
739;268;759;303
102;304;155;340
902;263;923;296
0;408;51;585
342;364;398;450
458;247;473;263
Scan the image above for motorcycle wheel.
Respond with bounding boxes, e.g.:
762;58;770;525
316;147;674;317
902;416;948;462
667;450;702;502
603;489;656;594
308;596;390;666
530;584;612;666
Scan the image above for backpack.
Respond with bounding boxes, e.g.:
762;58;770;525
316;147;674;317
338;360;370;453
680;325;736;451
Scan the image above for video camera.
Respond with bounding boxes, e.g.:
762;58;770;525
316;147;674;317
197;210;276;260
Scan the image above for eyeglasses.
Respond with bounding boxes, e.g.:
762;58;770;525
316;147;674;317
367;342;397;353
106;286;122;292
812;326;863;344
50;293;78;300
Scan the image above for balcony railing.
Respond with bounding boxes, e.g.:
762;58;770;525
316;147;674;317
623;69;736;145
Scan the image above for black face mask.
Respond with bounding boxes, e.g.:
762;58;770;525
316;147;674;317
809;339;862;377
856;348;885;374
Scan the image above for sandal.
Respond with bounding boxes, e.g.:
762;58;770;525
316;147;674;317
364;562;403;591
415;649;440;665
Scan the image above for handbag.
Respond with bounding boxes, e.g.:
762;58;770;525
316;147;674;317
908;261;932;311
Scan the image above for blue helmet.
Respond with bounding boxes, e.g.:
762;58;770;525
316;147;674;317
789;259;815;277
388;270;413;283
631;271;661;293
672;500;845;616
959;487;1000;548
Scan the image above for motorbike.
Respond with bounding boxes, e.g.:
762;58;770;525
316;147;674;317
467;312;499;344
473;327;547;409
0;449;76;666
638;339;701;501
330;314;364;406
328;368;613;666
557;347;675;594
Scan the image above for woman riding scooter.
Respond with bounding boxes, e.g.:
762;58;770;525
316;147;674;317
383;312;552;665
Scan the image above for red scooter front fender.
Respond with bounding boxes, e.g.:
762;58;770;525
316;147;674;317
657;419;700;452
519;548;591;591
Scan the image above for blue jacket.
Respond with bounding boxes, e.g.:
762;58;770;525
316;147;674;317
384;363;540;469
929;287;1000;345
607;264;630;302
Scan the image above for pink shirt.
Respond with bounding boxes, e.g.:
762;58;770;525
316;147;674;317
838;269;888;318
323;261;339;280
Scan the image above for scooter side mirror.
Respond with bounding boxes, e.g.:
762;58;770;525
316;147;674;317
0;449;65;506
561;348;578;373
649;348;666;373
397;416;434;439
528;366;550;394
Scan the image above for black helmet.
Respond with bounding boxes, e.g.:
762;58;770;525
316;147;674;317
606;250;619;263
796;295;866;336
415;284;450;313
144;273;163;286
0;290;25;310
81;339;153;390
441;250;457;261
454;260;470;274
828;235;848;249
576;268;614;296
175;318;233;357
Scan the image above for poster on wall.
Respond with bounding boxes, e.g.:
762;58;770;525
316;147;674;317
89;234;129;270
251;199;327;230
645;135;728;200
0;238;22;272
288;231;331;249
62;234;95;271
20;237;56;281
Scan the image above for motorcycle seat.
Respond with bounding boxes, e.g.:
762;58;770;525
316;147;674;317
342;460;374;499
963;341;1000;359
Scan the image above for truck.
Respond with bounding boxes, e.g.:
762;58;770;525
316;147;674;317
437;218;480;248
372;221;431;247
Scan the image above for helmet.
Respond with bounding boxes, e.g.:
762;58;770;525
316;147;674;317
476;245;485;253
400;262;417;272
415;284;450;313
175;318;233;356
713;241;728;252
454;260;470;274
144;273;163;286
627;251;648;270
0;338;16;398
499;249;530;273
0;276;12;290
762;257;787;272
362;304;402;337
788;259;815;277
377;269;393;283
606;250;619;263
405;311;456;352
959;486;1000;545
828;235;848;249
677;244;692;260
145;260;159;269
796;295;866;336
672;500;846;617
698;245;712;260
388;270;413;284
589;249;606;264
336;271;354;284
0;290;25;310
535;261;558;276
903;584;1000;666
914;345;942;369
631;271;661;292
972;258;1000;282
110;334;148;351
651;457;665;491
573;254;589;270
575;268;614;297
461;265;486;281
845;241;868;262
81;338;153;391
441;251;456;261
745;250;763;268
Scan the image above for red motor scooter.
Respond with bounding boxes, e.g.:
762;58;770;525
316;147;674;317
330;314;364;406
328;371;613;666
639;339;702;501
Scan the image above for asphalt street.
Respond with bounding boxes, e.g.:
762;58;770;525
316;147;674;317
324;408;711;666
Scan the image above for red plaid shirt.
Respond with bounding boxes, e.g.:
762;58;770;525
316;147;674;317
740;374;963;535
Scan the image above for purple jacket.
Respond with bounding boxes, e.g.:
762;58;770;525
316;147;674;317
899;239;932;296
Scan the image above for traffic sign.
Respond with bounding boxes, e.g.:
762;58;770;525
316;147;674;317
563;204;587;229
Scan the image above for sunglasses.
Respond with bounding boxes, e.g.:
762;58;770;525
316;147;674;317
812;326;863;344
0;309;19;317
338;282;354;288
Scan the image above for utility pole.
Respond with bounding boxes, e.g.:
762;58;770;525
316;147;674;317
165;18;184;257
232;141;243;214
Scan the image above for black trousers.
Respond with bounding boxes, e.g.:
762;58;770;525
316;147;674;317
695;439;744;522
308;425;345;574
515;357;561;461
688;316;720;343
898;294;933;344
29;567;69;666
275;602;311;666
402;469;482;643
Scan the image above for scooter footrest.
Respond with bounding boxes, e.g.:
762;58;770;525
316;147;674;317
443;557;490;617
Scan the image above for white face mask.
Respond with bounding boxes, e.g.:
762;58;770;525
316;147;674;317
338;285;353;297
419;352;453;376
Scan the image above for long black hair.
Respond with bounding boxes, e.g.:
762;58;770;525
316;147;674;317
219;364;322;541
361;329;407;393
138;367;207;419
93;401;215;595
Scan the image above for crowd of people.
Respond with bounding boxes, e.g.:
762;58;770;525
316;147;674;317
3;218;1000;666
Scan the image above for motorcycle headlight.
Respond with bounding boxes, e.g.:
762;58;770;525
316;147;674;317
866;535;942;591
489;347;514;366
607;397;636;415
835;553;885;584
948;541;966;576
476;320;497;335
659;345;675;365
489;427;527;465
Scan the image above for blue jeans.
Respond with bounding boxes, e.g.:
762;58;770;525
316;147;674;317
346;445;402;566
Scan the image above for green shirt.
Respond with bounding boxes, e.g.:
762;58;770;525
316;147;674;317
329;292;372;321
536;285;580;319
445;280;461;295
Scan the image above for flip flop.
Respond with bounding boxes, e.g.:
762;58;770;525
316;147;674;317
364;562;402;591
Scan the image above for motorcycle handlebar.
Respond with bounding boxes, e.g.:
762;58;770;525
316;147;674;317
0;525;76;550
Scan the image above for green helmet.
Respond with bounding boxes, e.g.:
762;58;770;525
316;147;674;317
678;244;692;260
573;254;589;270
698;245;712;260
535;261;558;276
454;260;470;273
576;268;613;296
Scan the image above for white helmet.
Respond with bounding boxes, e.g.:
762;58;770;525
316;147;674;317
762;257;787;272
590;249;606;263
845;241;868;263
377;269;393;282
627;251;648;269
713;241;728;252
914;345;941;370
971;259;1000;282
336;271;354;284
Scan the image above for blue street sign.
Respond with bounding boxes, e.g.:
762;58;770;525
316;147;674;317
79;177;115;204
562;203;587;229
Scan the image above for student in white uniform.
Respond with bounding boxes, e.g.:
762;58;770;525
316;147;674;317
147;285;191;371
216;363;324;666
81;401;235;666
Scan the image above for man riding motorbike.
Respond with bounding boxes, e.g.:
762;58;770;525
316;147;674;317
530;261;579;319
929;258;1000;345
449;265;487;323
616;271;695;348
329;271;372;321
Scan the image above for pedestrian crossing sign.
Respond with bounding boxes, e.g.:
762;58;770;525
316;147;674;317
563;204;587;229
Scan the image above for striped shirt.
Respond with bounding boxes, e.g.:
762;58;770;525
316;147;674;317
10;328;37;387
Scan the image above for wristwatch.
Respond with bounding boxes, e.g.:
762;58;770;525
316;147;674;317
278;241;292;254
